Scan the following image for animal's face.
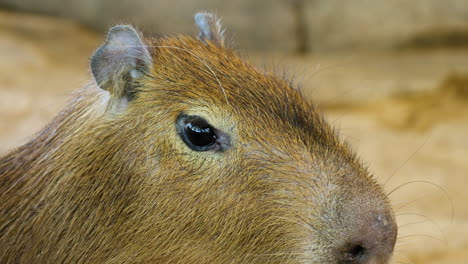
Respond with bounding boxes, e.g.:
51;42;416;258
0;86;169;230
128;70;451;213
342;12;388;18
89;13;397;263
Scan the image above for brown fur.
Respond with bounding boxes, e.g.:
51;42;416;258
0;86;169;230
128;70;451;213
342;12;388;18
0;22;396;263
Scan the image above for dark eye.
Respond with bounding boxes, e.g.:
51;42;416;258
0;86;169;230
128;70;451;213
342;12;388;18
177;115;226;152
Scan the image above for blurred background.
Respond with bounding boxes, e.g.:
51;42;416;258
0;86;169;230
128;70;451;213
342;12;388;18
0;1;467;263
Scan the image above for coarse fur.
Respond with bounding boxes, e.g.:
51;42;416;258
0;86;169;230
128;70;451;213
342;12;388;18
0;13;397;264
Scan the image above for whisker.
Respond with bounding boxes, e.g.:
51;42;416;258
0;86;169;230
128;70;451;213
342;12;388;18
393;252;415;264
387;180;454;225
398;220;428;229
393;196;426;212
383;136;429;187
395;212;447;242
397;234;447;245
395;241;416;247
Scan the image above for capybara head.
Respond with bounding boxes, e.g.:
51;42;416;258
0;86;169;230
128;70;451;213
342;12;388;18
0;13;397;264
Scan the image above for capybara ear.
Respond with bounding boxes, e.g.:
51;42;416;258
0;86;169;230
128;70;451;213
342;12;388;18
91;25;152;101
194;12;225;46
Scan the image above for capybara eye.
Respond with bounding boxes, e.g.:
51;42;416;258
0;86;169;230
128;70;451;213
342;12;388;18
177;115;218;151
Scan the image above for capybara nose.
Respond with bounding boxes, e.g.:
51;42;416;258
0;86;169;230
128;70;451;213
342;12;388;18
337;212;397;264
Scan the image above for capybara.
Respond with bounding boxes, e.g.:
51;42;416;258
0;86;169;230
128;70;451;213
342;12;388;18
0;12;397;264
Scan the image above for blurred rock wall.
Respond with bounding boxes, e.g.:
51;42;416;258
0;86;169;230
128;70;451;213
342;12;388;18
1;0;468;53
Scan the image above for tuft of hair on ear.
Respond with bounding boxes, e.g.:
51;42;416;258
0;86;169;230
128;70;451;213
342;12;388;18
90;25;152;104
194;12;225;46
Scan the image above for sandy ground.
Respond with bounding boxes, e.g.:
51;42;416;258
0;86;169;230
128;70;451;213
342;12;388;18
1;10;468;263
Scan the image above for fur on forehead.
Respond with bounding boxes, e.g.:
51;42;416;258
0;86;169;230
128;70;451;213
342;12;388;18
194;12;225;46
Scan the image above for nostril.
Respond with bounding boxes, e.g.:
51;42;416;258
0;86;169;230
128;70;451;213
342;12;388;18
337;211;397;264
343;243;367;263
348;244;366;259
